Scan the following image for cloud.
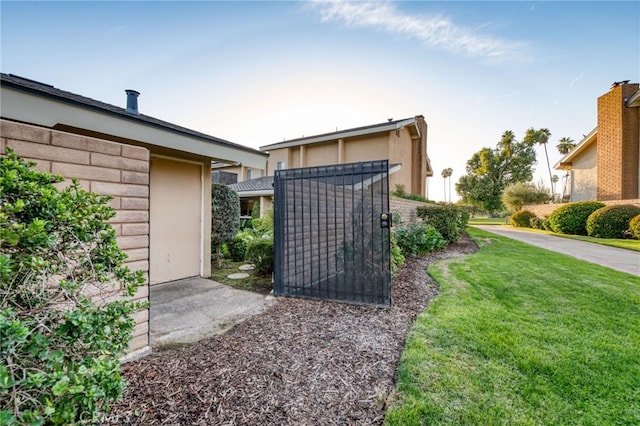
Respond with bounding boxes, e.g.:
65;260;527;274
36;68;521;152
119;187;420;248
569;73;584;88
308;0;529;62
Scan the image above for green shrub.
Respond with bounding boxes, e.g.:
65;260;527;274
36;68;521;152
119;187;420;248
390;230;405;276
225;235;248;261
394;223;446;257
251;208;274;236
250;200;261;219
542;217;553;231
501;182;550;211
547;200;606;235
246;237;274;275
416;204;470;243
211;184;240;268
586;204;640;239
509;210;536;228
530;216;544;230
629;214;640;240
0;149;145;424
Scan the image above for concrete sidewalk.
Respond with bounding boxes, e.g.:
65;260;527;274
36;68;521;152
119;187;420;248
149;277;275;347
472;225;639;277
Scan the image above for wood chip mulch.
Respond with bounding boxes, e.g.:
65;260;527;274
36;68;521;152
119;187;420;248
107;233;478;425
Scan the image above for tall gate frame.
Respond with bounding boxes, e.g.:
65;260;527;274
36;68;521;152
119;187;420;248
273;160;392;306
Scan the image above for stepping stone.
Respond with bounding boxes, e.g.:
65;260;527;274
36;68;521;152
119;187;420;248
239;264;255;271
227;272;250;279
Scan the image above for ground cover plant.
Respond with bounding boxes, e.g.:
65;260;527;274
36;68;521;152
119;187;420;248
385;227;640;425
209;259;272;294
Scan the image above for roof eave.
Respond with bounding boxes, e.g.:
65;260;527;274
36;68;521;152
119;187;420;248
260;117;417;151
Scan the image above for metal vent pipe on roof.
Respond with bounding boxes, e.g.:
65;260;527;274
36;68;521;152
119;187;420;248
125;89;140;114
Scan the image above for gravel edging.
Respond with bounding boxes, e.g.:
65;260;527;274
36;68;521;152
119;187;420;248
107;234;478;425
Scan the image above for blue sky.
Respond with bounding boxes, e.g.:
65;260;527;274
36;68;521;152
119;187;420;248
2;1;639;201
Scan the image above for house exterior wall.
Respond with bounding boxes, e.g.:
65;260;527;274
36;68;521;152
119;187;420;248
571;142;598;201
597;83;640;200
0;119;150;355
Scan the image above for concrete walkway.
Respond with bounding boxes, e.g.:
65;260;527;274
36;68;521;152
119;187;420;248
150;277;275;347
472;225;639;276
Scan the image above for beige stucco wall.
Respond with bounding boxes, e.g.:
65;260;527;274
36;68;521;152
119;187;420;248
0;119;151;355
571;142;598;201
304;141;339;167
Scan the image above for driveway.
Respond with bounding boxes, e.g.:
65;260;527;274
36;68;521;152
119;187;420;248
472;225;639;277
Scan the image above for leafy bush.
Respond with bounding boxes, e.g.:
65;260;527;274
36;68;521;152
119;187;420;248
586;204;640;239
246;237;274;275
390;230;405;276
530;216;544;230
546;200;606;235
225;235;248;261
251;208;274;236
0;150;145;424
509;210;536;228
629;214;640;240
542;217;553;231
211;184;240;267
416;204;470;243
501;182;550;211
394;223;446;257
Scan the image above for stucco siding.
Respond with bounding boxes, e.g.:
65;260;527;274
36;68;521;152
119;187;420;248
571;142;598;201
0;119;150;355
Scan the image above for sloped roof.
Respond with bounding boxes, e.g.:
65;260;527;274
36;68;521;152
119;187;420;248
260;116;422;151
0;73;267;158
554;127;597;170
229;176;274;193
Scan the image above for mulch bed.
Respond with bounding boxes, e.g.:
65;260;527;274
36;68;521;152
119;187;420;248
107;233;478;425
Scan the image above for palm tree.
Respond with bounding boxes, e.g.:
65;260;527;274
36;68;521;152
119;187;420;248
557;137;576;155
441;168;453;202
525;128;553;195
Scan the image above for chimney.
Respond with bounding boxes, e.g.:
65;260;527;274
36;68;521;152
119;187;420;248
125;89;140;114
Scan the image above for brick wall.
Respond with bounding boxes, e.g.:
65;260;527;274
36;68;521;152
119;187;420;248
597;83;640;200
390;196;430;224
1;119;150;356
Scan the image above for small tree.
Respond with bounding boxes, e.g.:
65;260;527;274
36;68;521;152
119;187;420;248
211;184;240;268
501;182;550;211
0;149;145;424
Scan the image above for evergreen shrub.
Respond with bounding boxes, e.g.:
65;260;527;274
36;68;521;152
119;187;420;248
546;200;605;235
509;210;536;228
246;237;274;275
416;204;470;243
629;214;640;240
586;204;640;239
394;223;446;257
0;150;145;424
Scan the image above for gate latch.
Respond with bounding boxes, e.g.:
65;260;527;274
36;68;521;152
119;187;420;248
380;212;392;229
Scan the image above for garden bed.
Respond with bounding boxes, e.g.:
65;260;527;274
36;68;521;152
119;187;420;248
107;234;478;425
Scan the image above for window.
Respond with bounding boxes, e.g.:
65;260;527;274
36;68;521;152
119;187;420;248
246;169;254;180
277;161;286;170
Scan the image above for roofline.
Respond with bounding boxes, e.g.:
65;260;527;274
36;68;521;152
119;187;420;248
260;117;419;151
553;127;597;170
0;73;268;159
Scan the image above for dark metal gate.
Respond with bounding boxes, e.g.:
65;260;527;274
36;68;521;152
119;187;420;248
273;160;391;306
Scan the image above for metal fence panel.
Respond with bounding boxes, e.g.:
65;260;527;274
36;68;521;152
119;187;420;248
273;160;391;306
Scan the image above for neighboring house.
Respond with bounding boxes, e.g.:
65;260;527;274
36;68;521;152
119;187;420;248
555;81;640;202
228;115;433;215
0;73;267;357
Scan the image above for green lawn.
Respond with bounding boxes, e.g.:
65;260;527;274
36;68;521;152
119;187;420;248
467;216;507;225
385;227;640;426
209;259;273;294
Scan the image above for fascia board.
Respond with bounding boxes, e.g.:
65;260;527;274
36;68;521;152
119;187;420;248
260;118;417;151
1;87;267;169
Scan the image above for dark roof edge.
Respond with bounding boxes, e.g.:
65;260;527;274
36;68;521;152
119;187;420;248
1;73;267;157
